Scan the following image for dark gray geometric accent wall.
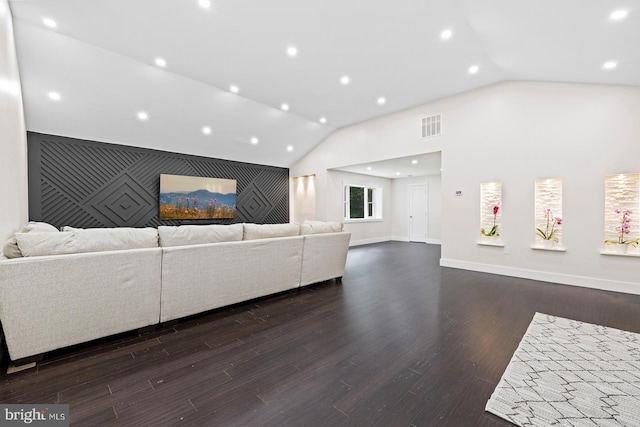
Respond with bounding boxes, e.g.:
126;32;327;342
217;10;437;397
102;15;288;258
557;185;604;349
27;132;289;229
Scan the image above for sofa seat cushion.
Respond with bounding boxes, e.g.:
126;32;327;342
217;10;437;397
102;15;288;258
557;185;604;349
2;221;59;259
15;227;158;257
243;223;301;240
158;223;243;247
300;220;344;235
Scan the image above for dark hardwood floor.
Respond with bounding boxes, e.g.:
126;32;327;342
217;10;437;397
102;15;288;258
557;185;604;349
2;242;640;426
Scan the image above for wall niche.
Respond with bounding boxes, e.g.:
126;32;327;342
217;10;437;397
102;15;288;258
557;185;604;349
479;181;502;246
533;178;564;251
603;173;640;256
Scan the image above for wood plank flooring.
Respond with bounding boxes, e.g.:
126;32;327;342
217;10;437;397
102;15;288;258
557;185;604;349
2;242;640;426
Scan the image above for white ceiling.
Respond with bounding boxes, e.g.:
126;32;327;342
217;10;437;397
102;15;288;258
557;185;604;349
8;0;640;169
333;152;442;179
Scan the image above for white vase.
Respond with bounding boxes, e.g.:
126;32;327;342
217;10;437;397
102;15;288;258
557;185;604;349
543;240;553;249
616;243;628;255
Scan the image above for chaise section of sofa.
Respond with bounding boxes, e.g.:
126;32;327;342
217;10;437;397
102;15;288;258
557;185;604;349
0;248;162;362
300;232;351;286
160;235;305;323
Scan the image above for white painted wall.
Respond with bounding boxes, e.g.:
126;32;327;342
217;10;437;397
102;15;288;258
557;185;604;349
0;4;28;244
326;171;392;246
391;175;441;243
292;81;640;294
291;104;443;221
440;81;640;294
291;175;317;223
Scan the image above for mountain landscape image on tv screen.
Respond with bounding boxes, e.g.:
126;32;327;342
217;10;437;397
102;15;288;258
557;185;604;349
159;174;236;220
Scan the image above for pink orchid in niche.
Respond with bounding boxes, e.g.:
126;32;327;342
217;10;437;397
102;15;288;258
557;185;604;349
481;205;501;237
605;209;639;246
536;209;561;242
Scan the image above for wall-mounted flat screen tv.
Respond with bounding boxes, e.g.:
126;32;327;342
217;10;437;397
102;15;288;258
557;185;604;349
159;174;236;220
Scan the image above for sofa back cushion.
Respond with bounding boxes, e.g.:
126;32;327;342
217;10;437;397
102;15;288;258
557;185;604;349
158;224;243;247
15;227;158;257
2;221;59;259
243;223;301;240
300;220;344;235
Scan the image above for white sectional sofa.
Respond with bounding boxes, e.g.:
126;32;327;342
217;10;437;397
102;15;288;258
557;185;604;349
0;221;350;365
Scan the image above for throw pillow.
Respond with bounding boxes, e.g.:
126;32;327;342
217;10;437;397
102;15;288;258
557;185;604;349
2;236;22;259
2;221;59;258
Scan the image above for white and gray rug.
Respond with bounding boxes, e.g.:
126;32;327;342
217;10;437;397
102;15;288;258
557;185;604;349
486;313;640;426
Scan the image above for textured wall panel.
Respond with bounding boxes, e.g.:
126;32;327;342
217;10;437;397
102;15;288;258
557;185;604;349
28;132;289;228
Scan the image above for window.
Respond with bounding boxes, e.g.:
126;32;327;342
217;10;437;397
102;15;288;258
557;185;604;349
344;185;381;220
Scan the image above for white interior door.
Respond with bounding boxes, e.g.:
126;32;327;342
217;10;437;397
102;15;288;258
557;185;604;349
409;184;427;243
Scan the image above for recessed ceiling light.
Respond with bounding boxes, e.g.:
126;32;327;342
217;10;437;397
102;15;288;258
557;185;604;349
202;126;212;135
286;145;294;152
154;57;167;68
340;75;350;85
281;103;289;111
286;46;298;57
229;85;239;93
48;91;61;101
367;166;372;171
468;65;479;74
319;117;327;124
610;10;628;20
198;0;211;9
603;61;617;69
440;29;453;40
137;111;149;121
411;159;418;164
42;17;57;28
396;172;401;176
377;97;386;105
250;137;259;145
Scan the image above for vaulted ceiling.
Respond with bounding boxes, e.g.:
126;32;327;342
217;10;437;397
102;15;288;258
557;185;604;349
9;0;639;168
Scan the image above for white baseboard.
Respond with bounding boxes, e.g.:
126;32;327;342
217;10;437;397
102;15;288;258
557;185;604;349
391;236;442;245
350;237;442;246
349;236;393;247
439;258;640;295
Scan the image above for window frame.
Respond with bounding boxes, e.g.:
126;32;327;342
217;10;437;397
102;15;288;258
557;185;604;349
343;184;382;221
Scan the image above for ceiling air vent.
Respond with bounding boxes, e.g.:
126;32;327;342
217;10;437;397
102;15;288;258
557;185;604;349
422;114;441;138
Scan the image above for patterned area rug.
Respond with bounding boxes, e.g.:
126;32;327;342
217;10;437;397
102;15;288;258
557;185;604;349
486;313;640;426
